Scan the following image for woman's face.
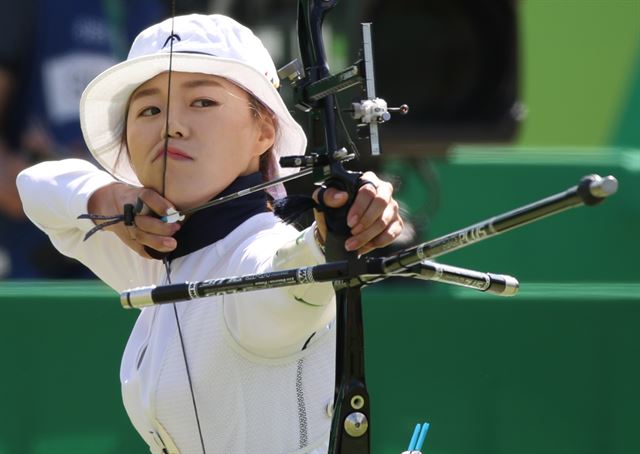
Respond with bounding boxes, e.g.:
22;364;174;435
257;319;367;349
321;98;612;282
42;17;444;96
126;72;275;210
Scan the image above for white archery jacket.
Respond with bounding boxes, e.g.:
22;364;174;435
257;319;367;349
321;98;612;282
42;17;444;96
17;159;337;454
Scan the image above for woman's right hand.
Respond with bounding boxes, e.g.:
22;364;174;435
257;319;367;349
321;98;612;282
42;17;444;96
87;183;180;259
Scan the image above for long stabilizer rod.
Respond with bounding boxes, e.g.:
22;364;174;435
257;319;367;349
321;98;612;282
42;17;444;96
120;259;517;309
379;174;617;275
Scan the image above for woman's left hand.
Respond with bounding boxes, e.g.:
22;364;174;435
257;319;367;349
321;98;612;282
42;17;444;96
312;171;403;255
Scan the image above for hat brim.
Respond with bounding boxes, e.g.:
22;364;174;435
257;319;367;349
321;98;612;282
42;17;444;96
80;52;307;186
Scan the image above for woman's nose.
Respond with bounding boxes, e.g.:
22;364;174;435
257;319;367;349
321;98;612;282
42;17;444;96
163;111;188;139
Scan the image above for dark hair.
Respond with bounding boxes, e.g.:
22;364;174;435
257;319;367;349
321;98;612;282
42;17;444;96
115;108;130;176
249;95;278;184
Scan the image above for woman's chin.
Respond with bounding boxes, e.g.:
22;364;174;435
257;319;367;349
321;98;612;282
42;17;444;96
165;179;228;211
168;192;216;212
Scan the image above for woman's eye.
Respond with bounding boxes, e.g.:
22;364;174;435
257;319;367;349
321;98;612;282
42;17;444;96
139;106;160;117
192;98;218;108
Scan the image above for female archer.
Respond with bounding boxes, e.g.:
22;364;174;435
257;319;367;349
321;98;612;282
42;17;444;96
17;14;403;454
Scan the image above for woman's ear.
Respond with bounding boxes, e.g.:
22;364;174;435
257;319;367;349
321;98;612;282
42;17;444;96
255;114;276;156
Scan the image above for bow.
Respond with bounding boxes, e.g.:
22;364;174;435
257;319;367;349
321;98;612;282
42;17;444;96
285;1;414;451
291;2;373;453
116;2;618;454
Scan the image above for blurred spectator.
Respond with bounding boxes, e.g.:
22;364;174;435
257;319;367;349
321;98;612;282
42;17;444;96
0;0;165;278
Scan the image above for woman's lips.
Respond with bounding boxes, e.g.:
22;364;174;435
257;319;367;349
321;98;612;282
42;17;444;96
154;147;193;161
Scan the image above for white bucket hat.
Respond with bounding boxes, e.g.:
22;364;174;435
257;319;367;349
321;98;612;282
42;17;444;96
79;14;307;186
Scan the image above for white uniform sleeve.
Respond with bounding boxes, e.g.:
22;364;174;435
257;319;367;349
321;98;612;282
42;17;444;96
16;159;159;291
224;223;336;358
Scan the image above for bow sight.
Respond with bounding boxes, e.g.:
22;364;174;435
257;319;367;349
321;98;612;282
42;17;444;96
277;8;407;164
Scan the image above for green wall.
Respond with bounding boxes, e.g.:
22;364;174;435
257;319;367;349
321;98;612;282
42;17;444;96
0;282;142;454
517;0;640;147
387;147;639;283
2;279;639;454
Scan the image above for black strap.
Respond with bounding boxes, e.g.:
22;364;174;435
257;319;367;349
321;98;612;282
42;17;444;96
78;213;125;241
78;197;144;240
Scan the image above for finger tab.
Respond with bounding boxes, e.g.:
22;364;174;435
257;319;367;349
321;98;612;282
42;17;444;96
161;207;185;223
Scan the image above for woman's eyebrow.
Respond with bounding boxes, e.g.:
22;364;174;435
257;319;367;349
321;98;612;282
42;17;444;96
130;79;224;104
130;87;161;103
182;79;225;89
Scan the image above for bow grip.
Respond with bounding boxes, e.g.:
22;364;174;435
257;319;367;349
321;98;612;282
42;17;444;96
319;171;364;260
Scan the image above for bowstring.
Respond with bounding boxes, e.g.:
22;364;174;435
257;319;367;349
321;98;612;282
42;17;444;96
162;2;207;452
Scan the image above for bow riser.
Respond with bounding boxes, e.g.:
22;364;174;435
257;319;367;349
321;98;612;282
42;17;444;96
295;1;372;453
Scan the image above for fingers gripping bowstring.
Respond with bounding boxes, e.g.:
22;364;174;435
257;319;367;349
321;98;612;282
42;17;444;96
162;3;207;453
